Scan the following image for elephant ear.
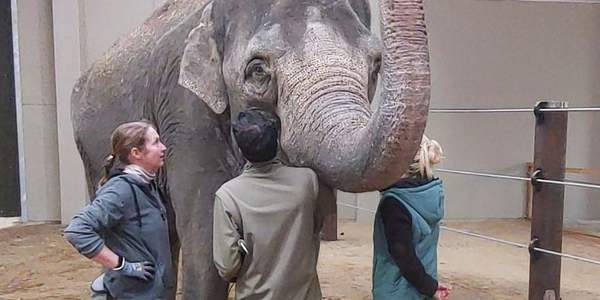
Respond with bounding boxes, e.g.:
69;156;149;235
348;0;371;28
178;2;227;114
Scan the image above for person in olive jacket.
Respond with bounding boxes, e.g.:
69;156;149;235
65;121;175;300
213;109;323;300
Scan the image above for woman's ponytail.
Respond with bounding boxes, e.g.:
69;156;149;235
426;139;443;166
98;154;116;187
402;135;444;180
420;136;443;179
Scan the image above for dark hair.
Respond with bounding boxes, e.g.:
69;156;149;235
232;109;280;163
98;120;154;186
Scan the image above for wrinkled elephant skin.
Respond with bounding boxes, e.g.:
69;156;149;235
71;0;430;299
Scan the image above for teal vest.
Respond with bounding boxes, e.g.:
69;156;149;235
372;179;444;300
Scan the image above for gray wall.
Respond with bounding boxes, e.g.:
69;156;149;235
12;0;60;221
429;0;600;223
339;0;600;224
11;0;165;222
10;0;600;224
51;0;166;224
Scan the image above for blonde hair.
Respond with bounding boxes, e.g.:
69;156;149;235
403;135;443;180
98;121;154;187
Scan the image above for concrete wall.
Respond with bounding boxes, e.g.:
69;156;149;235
339;0;600;224
55;0;167;224
51;0;166;224
11;0;599;224
7;0;166;223
12;0;60;221
428;0;600;224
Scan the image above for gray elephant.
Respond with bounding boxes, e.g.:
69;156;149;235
71;0;431;298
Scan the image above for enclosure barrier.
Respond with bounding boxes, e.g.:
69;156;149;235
337;202;600;268
338;102;600;300
436;169;600;191
430;107;600;113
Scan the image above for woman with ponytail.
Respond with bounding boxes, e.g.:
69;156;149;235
372;136;452;300
64;121;175;300
98;154;117;187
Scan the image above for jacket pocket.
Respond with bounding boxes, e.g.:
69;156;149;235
104;269;152;298
155;266;166;297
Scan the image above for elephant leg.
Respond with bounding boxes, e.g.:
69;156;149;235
167;149;237;299
160;95;240;299
157;185;181;300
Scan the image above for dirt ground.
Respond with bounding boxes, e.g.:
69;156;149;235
1;219;599;300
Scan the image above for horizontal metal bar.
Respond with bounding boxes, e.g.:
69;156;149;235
437;168;531;182
338;202;376;213
440;226;529;249
429;107;600;113
337;203;600;266
438;168;600;191
443;226;600;266
537;178;600;190
430;108;533;113
541;107;600;112
532;246;600;266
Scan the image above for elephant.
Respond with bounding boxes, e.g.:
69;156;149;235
71;0;431;298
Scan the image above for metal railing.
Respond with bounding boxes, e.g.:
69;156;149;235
430;107;600;114
437;168;600;191
337;203;600;266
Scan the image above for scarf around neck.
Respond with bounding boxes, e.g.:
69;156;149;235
123;164;156;184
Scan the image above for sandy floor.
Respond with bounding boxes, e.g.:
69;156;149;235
1;219;599;299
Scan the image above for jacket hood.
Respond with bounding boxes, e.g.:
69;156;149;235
381;179;444;226
96;169;148;196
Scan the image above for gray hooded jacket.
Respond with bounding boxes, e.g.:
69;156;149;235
64;173;175;300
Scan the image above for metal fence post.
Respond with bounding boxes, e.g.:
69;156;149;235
529;101;568;300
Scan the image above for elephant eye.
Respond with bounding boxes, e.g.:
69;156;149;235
371;55;381;78
244;58;272;96
245;59;270;82
251;65;266;77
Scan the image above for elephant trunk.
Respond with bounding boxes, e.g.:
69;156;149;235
358;0;431;190
278;0;430;192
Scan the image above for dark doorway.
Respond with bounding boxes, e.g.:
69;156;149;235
0;1;21;217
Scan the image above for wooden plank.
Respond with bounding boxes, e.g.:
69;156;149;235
528;101;568;300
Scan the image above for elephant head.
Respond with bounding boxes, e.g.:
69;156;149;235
179;0;430;192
